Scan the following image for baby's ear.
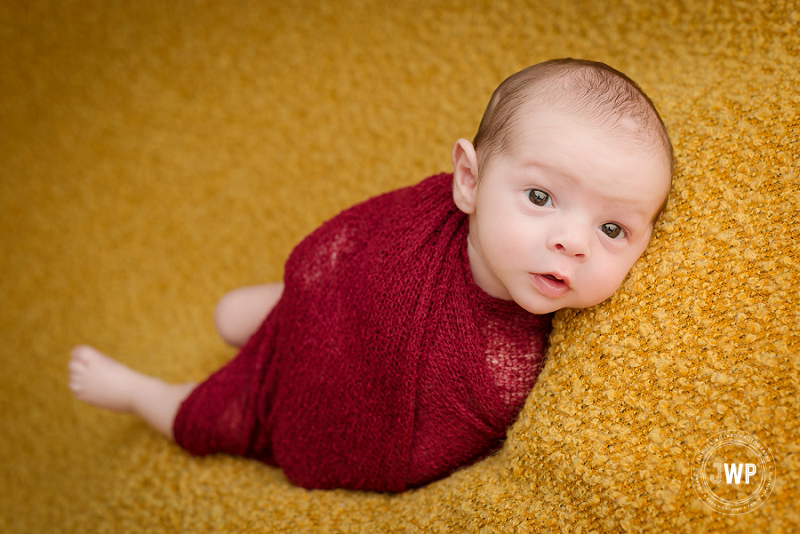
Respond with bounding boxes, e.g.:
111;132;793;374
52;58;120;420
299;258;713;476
452;139;479;215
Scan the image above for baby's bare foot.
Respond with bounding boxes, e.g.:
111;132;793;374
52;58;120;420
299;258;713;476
69;345;141;413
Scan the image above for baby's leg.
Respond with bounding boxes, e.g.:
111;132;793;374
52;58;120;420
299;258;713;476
68;345;196;440
214;283;284;347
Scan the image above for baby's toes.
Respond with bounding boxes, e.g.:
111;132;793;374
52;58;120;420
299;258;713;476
68;360;85;393
71;345;97;364
68;346;95;394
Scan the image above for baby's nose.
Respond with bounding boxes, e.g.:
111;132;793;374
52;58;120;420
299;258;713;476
550;227;590;260
555;242;586;259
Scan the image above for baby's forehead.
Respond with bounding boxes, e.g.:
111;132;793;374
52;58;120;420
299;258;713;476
510;103;672;208
513;98;671;169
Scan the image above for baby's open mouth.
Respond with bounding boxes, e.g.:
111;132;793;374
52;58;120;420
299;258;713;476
530;273;570;298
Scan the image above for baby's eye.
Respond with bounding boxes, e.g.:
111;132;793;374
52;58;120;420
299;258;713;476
600;223;623;239
527;189;551;207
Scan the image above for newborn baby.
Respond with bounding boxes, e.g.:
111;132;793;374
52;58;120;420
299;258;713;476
69;58;672;492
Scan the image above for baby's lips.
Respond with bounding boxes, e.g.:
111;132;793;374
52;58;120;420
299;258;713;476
543;272;570;286
530;273;570;298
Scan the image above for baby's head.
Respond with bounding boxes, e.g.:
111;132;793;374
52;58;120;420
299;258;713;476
452;59;673;314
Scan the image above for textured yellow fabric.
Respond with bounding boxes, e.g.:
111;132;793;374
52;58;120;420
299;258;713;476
1;0;797;531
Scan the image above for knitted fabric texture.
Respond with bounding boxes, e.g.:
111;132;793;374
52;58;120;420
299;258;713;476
173;173;552;492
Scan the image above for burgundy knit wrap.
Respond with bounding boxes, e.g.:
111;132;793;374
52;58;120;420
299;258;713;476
173;173;552;492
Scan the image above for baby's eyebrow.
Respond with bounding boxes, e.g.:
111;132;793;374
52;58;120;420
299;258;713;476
592;189;647;213
518;160;579;184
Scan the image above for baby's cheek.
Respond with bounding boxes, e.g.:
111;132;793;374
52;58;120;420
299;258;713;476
499;239;523;263
589;262;628;300
486;222;521;262
606;263;634;295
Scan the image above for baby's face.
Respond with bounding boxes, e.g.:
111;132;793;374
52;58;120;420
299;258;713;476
465;106;671;314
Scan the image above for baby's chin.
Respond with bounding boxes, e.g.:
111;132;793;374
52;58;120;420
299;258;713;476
513;294;614;315
513;300;565;315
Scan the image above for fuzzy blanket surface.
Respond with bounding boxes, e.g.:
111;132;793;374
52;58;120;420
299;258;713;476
1;0;797;532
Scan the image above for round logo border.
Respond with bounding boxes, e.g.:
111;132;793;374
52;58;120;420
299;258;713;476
690;430;776;515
